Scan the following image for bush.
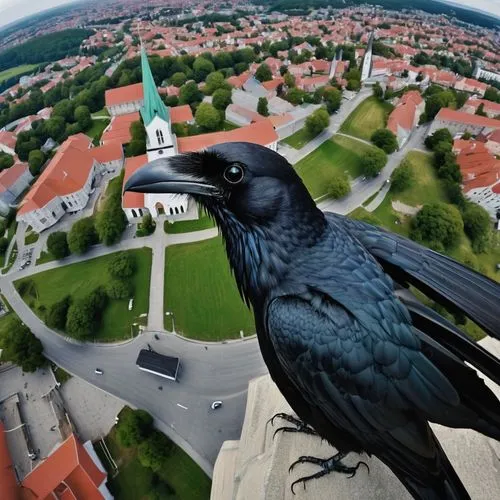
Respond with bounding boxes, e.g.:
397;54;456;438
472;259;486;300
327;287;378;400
390;161;414;193
116;409;154;448
107;252;136;279
46;296;72;330
361;148;387;178
47;231;70;259
106;279;133;299
138;431;174;472
371;129;398;154
305;107;329;136
425;128;453;150
410;203;463;249
328;172;351;199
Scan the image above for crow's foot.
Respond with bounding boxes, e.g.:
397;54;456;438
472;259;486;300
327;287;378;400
268;412;318;440
289;452;368;495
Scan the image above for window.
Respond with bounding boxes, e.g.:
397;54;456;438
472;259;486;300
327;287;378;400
132;209;137;218
156;129;165;145
52;211;56;218
169;208;174;215
40;218;47;224
180;205;184;213
174;207;179;215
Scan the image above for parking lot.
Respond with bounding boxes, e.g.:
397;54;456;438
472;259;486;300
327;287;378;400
19;246;34;270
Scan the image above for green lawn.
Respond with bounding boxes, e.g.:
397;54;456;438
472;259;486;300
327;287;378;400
2;242;17;274
0;64;39;83
164;237;254;339
24;231;39;245
15;248;152;342
340;96;394;141
86;119;110;146
283;127;316;149
36;251;56;265
53;366;72;385
96;407;211;500
294;135;379;199
91;107;110;118
164;209;215;234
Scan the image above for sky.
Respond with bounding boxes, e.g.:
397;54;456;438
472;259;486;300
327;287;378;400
0;0;499;29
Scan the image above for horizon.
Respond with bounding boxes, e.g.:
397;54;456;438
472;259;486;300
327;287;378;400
0;0;499;30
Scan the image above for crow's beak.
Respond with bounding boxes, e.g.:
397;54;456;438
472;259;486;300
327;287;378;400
124;158;220;197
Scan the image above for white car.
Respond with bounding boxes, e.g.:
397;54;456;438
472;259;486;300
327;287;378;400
95;368;103;375
211;401;223;410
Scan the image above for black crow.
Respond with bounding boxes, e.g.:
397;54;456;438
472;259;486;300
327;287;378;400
125;142;500;499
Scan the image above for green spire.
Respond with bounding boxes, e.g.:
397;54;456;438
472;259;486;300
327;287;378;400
140;45;169;127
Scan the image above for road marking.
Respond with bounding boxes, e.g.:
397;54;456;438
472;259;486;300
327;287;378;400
176;403;188;410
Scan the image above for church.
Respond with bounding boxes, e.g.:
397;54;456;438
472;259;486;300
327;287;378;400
122;47;279;222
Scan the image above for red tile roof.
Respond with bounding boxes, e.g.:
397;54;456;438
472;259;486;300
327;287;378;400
101;112;140;146
261;77;284;91
436;108;500;129
122;155;147;208
21;434;106;500
387;91;423;134
464;98;500;115
177;119;278;153
18;134;94;215
90;142;123;164
170;105;194;123
0;130;17;150
105;82;143;107
0;422;19;500
0;162;29;192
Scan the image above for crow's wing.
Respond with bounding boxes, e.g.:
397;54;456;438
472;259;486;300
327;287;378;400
265;293;469;496
326;212;500;340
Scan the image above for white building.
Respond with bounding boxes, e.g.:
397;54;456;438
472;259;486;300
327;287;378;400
0;162;33;215
473;65;500;84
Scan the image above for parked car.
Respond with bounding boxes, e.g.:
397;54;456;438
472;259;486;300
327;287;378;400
95;368;103;375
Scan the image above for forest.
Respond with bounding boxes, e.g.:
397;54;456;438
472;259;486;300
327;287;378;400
0;29;94;72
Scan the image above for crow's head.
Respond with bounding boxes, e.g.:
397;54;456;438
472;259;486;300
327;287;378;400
124;142;321;229
125;142;326;301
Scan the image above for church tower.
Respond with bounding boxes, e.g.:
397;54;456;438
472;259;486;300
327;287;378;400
140;45;189;218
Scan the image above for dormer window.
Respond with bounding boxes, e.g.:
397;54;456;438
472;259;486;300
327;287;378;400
156;129;165;145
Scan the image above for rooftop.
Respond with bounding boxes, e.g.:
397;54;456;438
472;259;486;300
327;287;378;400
436;108;500;129
122;154;147;208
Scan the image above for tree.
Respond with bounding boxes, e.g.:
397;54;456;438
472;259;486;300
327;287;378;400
361;148;387;178
425;128;453;150
255;64;273;82
0;152;14;170
74;105;92;129
46;296;71;330
52;99;75;122
347;79;361;91
410;203;463;249
371;129;399;154
204;71;230;95
373;82;384;100
140;213;155;235
212;88;232;111
484;87;498;102
170;72;187;87
179;81;203;106
475;103;487;116
47;231;69;259
257;97;269;117
328;172;351;199
44;116;66;141
284;71;295;88
323;87;342;114
125;120;146;157
305;108;329;136
106;279;133;299
193;56;215;82
0;318;45;372
96;203;127;245
285;87;306;105
67;217;97;254
462;203;491;253
138;431;174;472
66;288;107;339
195;102;221;131
0;237;8;254
390;161;415;193
27;149;45;176
116;409;154;448
107;252;136;279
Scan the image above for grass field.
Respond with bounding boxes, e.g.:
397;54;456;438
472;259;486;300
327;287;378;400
24;231;39;245
164;237;254;339
283;127;316;149
86;119;110;146
164;209;215;234
340;96;394;141
53;366;72;385
15;248;152;342
0;64;38;83
36;251;56;265
91;108;110;118
294;135;379;199
96;407;211;500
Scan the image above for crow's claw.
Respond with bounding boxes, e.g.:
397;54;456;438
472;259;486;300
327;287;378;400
268;412;318;440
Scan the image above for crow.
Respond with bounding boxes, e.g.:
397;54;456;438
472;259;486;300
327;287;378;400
125;142;500;499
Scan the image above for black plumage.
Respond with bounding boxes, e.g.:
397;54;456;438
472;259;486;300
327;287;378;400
125;142;500;499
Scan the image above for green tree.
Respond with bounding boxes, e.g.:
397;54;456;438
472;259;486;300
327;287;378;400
195;102;221;131
0;152;14;170
462;203;491;253
125;120;146;157
390;161;415;193
425;128;453;150
0;318;45;372
257;97;269;116
323;87;342;114
362;148;387;178
170;72;187;87
95;203;127;245
212;88;232;111
44;116;66;141
255;64;273;82
284;71;295;88
28;149;45;176
0;237;8;254
305;108;329;136
484;87;498;102
47;231;69;259
140;213;155;235
371;129;399;154
475;103;487;116
74;105;92;129
285;87;306;105
106;279;133;299
411;203;463;249
204;71;231;95
328;172;351;199
116;409;154;448
107;252;136;279
53;99;75;122
138;431;174;472
66;288;107;339
193;56;215;82
373;81;384;100
179;81;203;106
67;217;98;254
46;296;71;330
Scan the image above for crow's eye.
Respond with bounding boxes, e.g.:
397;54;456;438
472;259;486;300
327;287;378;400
223;164;244;184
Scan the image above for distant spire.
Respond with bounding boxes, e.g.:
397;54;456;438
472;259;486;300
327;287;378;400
140;42;169;127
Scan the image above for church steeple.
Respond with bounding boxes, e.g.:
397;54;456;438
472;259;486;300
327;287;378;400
140;44;170;127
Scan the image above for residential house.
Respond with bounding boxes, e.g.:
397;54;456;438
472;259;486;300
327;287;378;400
296;75;329;92
105;82;144;116
0;131;17;156
225;104;267;126
454;77;487;96
462;98;500;119
0;162;33;214
429;108;500;137
387;91;424;147
485;129;500;156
